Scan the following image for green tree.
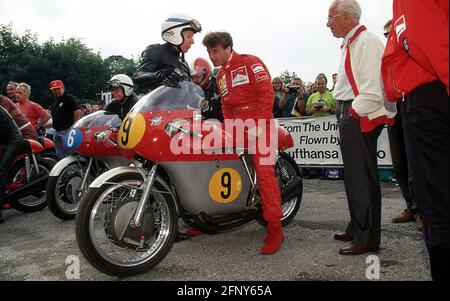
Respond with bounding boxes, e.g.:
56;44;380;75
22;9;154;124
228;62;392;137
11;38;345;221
104;55;139;78
1;24;112;108
280;70;298;85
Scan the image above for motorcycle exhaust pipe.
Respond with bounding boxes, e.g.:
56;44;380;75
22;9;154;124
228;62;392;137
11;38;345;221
281;177;302;204
4;175;49;204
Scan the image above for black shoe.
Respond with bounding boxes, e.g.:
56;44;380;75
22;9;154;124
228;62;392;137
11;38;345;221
0;211;4;224
174;231;192;242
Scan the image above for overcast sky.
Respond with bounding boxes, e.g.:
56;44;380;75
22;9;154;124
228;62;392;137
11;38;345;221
0;0;393;84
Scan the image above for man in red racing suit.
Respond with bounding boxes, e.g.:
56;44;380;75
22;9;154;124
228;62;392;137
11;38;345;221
203;32;284;255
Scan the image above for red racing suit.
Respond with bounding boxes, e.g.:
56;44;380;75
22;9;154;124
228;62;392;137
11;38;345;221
216;51;282;222
381;0;449;101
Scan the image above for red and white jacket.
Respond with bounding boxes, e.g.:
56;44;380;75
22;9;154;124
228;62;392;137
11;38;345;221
381;0;449;101
216;51;274;120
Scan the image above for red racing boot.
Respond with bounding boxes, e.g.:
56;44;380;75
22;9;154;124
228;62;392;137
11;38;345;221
185;227;203;237
260;221;284;255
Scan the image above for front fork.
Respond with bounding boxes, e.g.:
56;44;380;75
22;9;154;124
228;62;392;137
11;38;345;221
130;163;158;228
238;153;258;206
24;154;40;183
79;157;94;196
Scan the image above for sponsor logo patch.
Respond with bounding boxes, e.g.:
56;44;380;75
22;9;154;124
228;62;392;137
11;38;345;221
255;72;269;82
394;15;406;43
251;63;269;82
231;66;250;87
218;76;228;96
251;64;265;74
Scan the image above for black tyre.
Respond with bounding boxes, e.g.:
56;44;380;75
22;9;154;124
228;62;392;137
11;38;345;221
8;157;53;212
75;172;178;277
46;161;88;220
257;152;303;227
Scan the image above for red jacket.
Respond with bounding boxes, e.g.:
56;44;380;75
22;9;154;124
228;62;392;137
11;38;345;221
381;0;449;101
216;51;274;119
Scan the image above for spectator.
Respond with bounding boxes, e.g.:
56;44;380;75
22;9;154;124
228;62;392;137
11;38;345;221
0;95;37;140
272;77;284;118
316;73;329;90
290;85;307;117
79;104;89;117
279;77;302;118
327;0;396;255
330;73;338;92
5;81;18;103
91;104;99;113
305;77;336;116
382;19;422;231
381;0;448;281
15;83;51;130
49;80;81;158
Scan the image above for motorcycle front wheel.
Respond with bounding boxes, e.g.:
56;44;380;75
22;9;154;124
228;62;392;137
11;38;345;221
46;159;90;220
75;172;177;277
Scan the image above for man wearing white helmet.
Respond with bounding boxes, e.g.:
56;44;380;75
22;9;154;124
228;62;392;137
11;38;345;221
105;74;138;120
134;13;202;93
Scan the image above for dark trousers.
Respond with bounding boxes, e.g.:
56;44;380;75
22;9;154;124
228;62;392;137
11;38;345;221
336;101;383;249
388;102;417;214
402;80;449;281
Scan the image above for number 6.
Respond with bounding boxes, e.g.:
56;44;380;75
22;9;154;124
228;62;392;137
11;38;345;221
66;129;76;148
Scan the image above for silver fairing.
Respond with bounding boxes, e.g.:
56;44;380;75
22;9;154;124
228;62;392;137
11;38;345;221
160;159;255;215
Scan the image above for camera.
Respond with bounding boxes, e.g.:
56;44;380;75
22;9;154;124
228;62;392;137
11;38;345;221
313;102;325;110
287;85;301;95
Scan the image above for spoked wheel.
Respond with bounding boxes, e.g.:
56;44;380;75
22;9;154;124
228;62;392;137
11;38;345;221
257;152;303;227
47;160;92;220
75;172;177;277
8;157;53;212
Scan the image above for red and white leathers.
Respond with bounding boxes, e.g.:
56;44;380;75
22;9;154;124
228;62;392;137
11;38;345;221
216;51;282;223
381;0;449;101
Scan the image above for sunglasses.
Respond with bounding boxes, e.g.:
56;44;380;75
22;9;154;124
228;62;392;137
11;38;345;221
384;32;389;38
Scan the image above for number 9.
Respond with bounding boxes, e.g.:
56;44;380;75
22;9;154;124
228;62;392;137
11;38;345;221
120;117;133;146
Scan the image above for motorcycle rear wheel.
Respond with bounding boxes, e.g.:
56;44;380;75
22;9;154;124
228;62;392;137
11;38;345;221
75;172;178;277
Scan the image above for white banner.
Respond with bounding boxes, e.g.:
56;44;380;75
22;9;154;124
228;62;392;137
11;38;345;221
277;116;392;167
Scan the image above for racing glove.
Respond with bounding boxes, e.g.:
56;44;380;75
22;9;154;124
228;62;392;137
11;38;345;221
156;68;184;88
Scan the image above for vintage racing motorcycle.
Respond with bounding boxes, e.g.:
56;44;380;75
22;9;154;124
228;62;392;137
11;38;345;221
46;111;130;220
75;81;303;277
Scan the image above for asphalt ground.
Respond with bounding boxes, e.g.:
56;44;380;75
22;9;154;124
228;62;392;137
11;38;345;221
0;179;431;281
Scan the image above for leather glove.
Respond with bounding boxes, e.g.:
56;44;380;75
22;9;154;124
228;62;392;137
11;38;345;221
156;68;184;88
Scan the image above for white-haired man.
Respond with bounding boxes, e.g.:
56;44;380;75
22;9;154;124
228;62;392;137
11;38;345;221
327;0;396;255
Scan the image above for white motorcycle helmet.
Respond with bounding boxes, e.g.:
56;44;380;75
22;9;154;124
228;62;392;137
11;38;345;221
107;74;134;97
161;13;202;46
